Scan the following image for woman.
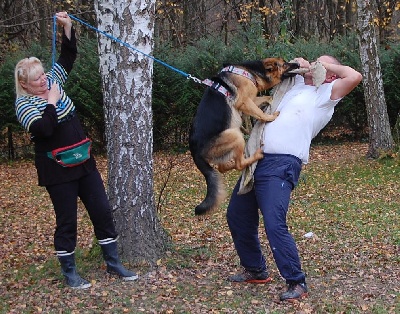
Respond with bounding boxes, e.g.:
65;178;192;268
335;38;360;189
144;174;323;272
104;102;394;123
14;12;138;289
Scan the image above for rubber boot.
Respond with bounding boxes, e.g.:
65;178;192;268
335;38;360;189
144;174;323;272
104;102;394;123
58;252;91;289
99;239;138;281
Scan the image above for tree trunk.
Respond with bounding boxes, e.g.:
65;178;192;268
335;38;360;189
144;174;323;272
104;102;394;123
94;0;169;265
38;5;47;47
356;0;394;158
337;0;347;36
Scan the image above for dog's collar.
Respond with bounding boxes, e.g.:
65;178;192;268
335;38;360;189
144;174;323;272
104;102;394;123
202;66;257;97
220;66;258;86
202;78;231;97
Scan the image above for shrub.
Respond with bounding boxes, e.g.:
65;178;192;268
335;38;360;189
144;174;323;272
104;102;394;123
2;22;400;157
152;29;372;149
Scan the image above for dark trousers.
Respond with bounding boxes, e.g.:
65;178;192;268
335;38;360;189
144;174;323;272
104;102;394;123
46;169;117;253
227;154;306;284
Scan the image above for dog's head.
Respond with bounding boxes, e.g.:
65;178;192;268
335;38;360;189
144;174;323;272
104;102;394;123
261;58;300;86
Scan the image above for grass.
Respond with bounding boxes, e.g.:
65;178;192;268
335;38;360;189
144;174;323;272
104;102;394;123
0;142;399;313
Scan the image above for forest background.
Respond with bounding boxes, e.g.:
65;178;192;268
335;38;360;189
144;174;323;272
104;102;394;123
1;0;400;158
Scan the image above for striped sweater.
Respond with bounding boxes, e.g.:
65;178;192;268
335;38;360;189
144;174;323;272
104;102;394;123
13;27;96;186
15;62;76;131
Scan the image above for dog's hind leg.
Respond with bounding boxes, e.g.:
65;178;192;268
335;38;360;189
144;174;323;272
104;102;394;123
218;148;263;172
192;154;227;215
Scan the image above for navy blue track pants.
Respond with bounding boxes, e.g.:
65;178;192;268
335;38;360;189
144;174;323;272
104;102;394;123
227;153;306;284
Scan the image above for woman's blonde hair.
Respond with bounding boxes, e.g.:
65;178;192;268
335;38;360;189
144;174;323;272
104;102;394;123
14;57;45;97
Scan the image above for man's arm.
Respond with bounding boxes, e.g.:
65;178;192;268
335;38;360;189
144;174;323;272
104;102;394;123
320;62;363;100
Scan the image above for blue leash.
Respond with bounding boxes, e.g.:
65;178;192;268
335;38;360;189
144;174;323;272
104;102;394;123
51;15;57;80
51;14;203;85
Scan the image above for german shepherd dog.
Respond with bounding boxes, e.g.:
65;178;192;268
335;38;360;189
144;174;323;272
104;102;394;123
189;58;299;215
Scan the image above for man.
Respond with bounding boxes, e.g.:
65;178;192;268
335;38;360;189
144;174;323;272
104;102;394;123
226;56;362;301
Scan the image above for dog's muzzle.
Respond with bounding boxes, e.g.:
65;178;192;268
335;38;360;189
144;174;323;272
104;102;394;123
282;62;301;78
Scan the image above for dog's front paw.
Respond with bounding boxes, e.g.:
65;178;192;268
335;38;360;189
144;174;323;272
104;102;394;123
254;148;264;160
273;111;280;118
260;111;280;122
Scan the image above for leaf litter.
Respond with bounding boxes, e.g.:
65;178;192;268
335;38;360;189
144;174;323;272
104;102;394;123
1;142;399;313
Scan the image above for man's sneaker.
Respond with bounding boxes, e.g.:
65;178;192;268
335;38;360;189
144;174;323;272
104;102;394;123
280;282;308;302
228;269;272;284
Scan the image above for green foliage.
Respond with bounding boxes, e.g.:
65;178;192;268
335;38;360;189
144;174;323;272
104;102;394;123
380;44;400;129
2;19;400;155
152;27;370;150
320;35;367;140
0;54;21;131
393;113;400;149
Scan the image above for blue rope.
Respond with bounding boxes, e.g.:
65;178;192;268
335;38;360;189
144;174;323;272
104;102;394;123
50;14;200;82
51;15;57;79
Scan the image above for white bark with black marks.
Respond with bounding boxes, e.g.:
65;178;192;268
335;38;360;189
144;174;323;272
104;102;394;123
95;0;169;265
356;0;394;158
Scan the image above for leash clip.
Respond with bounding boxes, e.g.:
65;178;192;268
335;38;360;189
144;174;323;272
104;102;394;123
187;75;203;85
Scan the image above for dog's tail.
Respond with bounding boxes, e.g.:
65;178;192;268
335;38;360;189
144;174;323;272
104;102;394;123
194;157;227;215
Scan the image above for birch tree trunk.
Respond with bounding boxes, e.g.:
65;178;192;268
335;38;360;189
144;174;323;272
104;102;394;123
94;0;169;265
356;0;394;158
